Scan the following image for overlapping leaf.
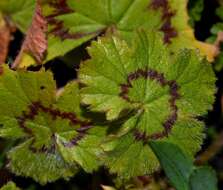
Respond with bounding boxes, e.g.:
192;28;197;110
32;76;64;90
79;31;216;178
12;0;48;69
1;0;216;67
0;65;106;184
42;0;216;62
150;142;218;190
189;166;218;190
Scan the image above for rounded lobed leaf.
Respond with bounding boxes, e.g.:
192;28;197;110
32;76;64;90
0;65;105;184
79;30;216;178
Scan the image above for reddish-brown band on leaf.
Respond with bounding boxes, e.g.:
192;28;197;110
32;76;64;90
119;68;180;142
16;101;93;153
150;0;177;44
46;0;106;40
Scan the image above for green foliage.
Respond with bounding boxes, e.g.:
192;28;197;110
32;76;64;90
206;3;223;72
0;0;219;189
150;142;193;190
0;0;215;65
151;141;218;190
206;23;223;44
0;182;20;190
188;0;204;27
40;0;215;62
79;31;216;178
189;166;218;190
216;6;223;20
0;65;105;184
0;0;35;32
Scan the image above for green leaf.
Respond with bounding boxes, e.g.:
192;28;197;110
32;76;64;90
150;142;218;190
41;0;216;62
56;125;106;172
102;133;160;178
8;139;78;185
79;31;216;178
188;0;204;26
216;6;223;21
0;181;20;190
213;51;223;72
1;0;215;64
189;166;218;190
150;141;193;190
0;65;105;184
0;0;35;32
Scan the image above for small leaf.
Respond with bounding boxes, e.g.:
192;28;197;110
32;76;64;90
0;181;20;190
188;0;204;26
216;6;223;21
150;141;193;190
189;166;218;190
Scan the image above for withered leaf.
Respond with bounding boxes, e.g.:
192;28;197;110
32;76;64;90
0;15;14;65
12;0;47;68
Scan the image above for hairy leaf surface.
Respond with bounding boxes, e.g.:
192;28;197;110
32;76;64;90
0;65;105;184
79;31;216;178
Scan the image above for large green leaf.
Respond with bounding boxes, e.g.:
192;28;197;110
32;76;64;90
0;65;105;184
79;31;216;178
42;0;216;62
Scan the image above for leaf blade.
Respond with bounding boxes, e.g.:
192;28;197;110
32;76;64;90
189;166;218;190
150;141;193;190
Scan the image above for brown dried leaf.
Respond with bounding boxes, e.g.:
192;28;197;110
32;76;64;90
0;15;12;65
12;0;47;69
